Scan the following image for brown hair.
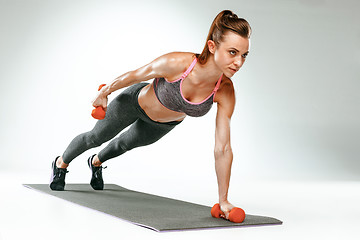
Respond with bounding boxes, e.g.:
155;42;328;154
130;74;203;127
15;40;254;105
196;10;252;65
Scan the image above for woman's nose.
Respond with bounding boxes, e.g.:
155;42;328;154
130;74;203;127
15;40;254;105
234;57;243;68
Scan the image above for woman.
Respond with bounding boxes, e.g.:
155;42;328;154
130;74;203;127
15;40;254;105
50;10;251;220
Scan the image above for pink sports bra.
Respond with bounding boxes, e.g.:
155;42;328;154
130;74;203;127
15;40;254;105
153;58;223;117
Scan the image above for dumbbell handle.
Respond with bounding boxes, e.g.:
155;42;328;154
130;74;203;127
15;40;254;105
91;84;107;120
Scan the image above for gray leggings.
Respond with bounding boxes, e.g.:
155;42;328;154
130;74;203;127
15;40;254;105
62;83;182;164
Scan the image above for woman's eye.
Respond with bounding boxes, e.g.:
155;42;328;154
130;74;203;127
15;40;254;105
229;51;236;56
242;53;248;58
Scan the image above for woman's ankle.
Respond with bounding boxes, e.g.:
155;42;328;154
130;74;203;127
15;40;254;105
57;156;69;169
92;155;102;167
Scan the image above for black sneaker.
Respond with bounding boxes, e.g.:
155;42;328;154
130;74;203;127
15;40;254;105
50;156;68;191
88;154;106;190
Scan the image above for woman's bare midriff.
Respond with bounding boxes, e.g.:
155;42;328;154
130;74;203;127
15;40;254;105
138;83;186;123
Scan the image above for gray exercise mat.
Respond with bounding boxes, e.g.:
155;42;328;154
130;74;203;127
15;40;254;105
23;184;282;232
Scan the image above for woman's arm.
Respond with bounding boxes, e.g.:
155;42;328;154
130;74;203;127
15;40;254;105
214;79;236;218
99;52;188;96
92;52;189;110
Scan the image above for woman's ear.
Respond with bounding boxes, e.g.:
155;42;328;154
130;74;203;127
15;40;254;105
207;40;216;54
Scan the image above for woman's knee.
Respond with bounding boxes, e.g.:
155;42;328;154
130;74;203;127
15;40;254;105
86;132;104;148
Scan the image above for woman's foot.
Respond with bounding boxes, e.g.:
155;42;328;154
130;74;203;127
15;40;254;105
88;154;106;190
50;156;69;191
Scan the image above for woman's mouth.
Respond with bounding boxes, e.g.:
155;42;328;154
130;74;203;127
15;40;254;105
229;67;237;74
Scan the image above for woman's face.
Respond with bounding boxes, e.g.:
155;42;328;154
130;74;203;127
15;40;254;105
209;31;250;78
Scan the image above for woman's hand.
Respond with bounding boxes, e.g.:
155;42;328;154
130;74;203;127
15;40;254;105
219;200;235;219
92;91;108;111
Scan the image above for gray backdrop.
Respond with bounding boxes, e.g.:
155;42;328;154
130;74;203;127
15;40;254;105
0;0;359;181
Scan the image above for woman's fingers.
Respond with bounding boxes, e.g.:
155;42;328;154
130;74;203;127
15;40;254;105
220;202;234;219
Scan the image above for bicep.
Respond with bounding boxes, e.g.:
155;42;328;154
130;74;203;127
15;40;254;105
215;104;233;148
215;83;235;148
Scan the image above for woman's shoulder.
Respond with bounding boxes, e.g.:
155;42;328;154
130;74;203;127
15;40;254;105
156;52;197;80
161;51;196;66
219;75;234;91
214;76;235;103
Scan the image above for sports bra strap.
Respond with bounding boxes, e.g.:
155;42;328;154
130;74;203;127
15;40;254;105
180;57;222;93
181;58;198;79
213;74;223;92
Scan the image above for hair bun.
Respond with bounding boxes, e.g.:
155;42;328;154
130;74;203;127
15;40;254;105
223;10;238;19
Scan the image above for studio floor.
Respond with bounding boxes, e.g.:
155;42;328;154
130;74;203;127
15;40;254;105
1;171;359;240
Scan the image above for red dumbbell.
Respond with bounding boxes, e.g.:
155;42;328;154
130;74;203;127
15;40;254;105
211;203;246;223
91;84;107;120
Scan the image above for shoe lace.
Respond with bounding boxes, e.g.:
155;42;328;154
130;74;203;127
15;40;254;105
94;166;107;178
56;168;69;179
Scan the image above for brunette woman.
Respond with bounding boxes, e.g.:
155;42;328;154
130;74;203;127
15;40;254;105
50;10;251;220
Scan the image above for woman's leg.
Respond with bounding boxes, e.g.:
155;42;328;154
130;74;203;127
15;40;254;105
50;83;147;191
86;109;180;190
60;84;148;166
97;118;179;162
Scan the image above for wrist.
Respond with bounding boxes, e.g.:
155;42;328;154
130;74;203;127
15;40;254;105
100;85;112;97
